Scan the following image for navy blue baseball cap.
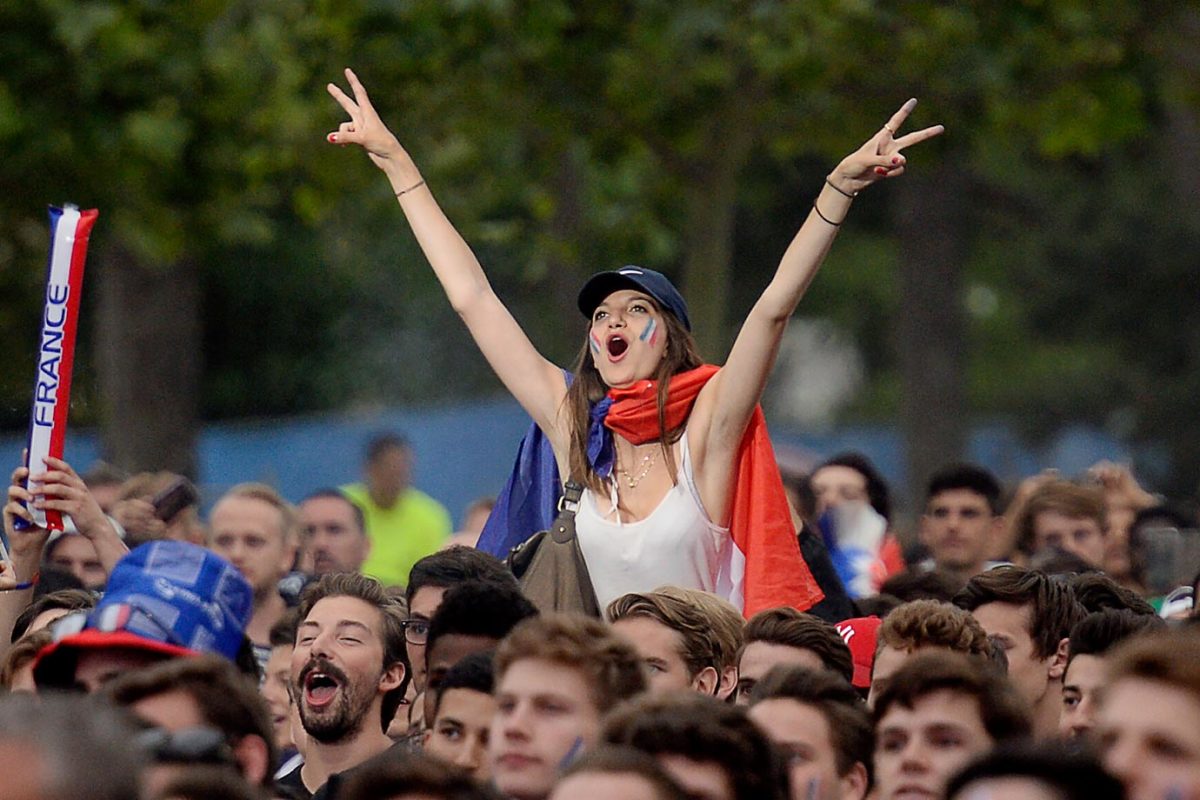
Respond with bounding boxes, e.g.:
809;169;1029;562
577;266;691;331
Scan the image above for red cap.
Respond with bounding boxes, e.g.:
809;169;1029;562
835;616;881;689
33;629;194;689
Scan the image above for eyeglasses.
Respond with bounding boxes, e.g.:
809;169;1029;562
135;726;237;767
400;618;429;646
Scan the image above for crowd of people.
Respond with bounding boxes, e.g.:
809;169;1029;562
0;441;1197;800
1;70;1197;800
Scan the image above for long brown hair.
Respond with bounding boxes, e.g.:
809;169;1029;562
565;304;702;494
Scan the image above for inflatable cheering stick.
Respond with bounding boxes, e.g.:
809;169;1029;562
16;204;98;532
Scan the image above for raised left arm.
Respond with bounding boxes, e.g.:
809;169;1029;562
701;100;943;455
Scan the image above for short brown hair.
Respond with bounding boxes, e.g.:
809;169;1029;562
877;600;992;661
560;745;687;800
1105;629;1200;701
1066;608;1165;670
1015;482;1106;556
116;470;182;502
11;588;95;642
297;573;410;729
494;614;646;714
654;586;743;673
954;566;1086;659
872;650;1031;743
751;666;873;783
339;748;503;800
104;655;278;785
1;629;53;689
559;743;691;800
607;591;720;679
603;692;789;800
152;767;267;800
742;607;853;684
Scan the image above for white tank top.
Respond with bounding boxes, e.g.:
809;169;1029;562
575;433;731;611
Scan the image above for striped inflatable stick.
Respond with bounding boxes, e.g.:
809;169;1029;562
17;205;98;533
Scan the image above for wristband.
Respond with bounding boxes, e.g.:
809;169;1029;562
825;177;858;198
395;178;426;197
13;572;39;591
812;202;845;227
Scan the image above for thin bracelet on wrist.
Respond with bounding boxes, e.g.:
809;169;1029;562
825;177;857;198
812;202;845;227
12;572;39;591
395;178;426;197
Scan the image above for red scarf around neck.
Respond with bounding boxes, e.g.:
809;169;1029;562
602;365;824;616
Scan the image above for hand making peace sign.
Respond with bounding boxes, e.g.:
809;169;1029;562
326;68;409;174
828;98;944;195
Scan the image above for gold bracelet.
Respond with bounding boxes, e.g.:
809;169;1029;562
395;178;426;197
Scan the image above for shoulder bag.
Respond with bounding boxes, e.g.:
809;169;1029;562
505;480;600;617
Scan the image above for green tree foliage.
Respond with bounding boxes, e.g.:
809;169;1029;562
0;2;1197;492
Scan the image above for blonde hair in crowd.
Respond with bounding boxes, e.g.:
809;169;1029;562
216;482;300;545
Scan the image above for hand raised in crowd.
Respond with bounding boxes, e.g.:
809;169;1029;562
7;456;128;579
4;461;52;585
31;457;118;544
109;496;166;541
0;560;16;592
827;99;944;196
326;68;411;175
1087;459;1156;510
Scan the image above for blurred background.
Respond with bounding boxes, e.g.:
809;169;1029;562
0;1;1197;525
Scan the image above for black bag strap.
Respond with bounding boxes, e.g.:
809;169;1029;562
557;480;584;516
549;480;584;544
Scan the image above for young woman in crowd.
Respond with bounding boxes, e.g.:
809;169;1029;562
327;69;941;612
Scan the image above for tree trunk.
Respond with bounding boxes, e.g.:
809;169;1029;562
679;98;757;361
892;161;970;513
544;141;588;358
95;245;201;477
1155;5;1200;495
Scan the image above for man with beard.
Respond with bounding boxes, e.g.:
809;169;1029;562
298;489;371;576
279;572;409;799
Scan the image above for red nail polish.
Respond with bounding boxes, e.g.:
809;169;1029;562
875;167;888;175
327;133;337;143
892;157;900;165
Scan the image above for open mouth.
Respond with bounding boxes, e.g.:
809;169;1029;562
303;667;343;709
606;335;629;360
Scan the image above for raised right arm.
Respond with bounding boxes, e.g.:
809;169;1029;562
327;69;568;438
0;463;49;658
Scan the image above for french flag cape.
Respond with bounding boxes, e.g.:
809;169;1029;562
19;205;97;532
477;364;824;617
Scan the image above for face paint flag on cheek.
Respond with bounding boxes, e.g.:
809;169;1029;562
589;331;602;354
639;318;658;347
15;205;98;535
